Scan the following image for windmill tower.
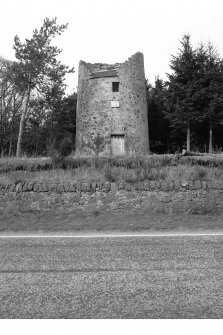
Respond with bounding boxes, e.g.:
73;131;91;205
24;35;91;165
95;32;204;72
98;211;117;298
76;52;149;156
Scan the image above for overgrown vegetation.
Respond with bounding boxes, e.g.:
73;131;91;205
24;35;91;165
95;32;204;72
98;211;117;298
1;155;223;184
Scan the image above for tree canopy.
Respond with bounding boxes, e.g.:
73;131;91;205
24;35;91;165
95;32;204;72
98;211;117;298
13;17;74;156
160;34;223;152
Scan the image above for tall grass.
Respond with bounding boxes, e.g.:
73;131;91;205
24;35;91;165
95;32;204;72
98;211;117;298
2;154;223;174
1;154;223;184
1;163;223;185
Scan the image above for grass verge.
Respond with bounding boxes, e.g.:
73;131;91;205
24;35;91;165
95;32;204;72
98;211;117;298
1;209;223;233
1;163;223;184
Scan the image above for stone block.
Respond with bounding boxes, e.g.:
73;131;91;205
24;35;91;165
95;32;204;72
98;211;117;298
202;181;207;190
42;183;49;192
174;180;181;191
57;184;64;193
155;181;161;190
9;184;16;192
161;181;168;191
211;181;223;190
15;183;22;193
134;182;144;191
5;184;11;191
194;180;202;190
162;195;173;203
102;181;111;192
188;182;193;190
167;181;175;191
22;183;29;192
90;182;97;192
110;183;118;192
48;183;56;191
95;181;103;190
68;183;76;192
71;183;77;192
188;181;201;190
149;181;156;190
143;180;150;191
76;182;82;191
125;183;132;191
63;183;70;192
36;184;42;192
0;183;6;191
181;180;189;189
207;181;213;189
117;181;125;190
81;182;91;192
33;183;39;192
27;182;34;191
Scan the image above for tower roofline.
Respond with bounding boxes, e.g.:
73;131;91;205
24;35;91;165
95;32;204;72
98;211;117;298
78;51;144;68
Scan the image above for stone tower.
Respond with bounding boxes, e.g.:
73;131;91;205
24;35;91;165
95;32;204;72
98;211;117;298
76;52;149;156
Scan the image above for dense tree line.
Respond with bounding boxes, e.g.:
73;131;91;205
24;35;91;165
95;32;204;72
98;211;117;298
147;34;223;153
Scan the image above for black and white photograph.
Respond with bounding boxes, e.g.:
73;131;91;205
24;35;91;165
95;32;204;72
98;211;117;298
0;0;223;331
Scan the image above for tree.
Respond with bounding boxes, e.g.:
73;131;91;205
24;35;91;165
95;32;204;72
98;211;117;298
13;17;74;157
146;77;170;153
86;133;106;157
200;43;223;153
165;35;201;151
165;36;223;153
49;92;77;145
0;56;26;155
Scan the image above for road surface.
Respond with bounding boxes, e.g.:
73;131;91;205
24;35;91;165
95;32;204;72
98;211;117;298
0;233;223;318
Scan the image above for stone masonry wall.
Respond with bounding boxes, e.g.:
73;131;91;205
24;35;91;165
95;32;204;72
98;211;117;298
1;180;223;215
76;52;149;156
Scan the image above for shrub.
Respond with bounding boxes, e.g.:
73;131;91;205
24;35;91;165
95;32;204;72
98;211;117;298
193;166;207;180
86;133;106;157
59;137;73;158
51;137;73;168
104;165;116;182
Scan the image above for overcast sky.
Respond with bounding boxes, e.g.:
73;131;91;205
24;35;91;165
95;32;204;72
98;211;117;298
1;0;223;93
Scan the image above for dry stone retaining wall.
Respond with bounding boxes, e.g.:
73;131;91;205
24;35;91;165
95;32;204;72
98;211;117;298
1;180;223;215
1;180;223;193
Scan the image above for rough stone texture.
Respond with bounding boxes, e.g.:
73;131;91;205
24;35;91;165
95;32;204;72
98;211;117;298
15;183;22;193
143;180;150;191
81;182;91;192
102;181;111;192
76;52;149;156
202;181;207;190
134;182;144;191
181;180;189;189
2;180;223;195
1;185;223;215
56;184;65;193
150;181;156;190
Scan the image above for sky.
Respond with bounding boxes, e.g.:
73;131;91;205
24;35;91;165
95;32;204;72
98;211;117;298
0;0;223;94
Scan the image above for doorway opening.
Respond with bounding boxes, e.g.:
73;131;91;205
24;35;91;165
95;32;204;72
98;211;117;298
111;134;125;156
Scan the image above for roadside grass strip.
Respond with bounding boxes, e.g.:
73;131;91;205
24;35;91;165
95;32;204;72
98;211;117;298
1;231;223;238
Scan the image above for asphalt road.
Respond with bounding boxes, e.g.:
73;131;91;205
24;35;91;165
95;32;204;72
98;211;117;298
1;234;223;318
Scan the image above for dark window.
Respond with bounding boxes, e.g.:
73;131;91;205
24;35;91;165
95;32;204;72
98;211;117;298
112;82;119;92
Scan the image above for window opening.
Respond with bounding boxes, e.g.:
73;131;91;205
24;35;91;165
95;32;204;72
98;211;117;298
112;82;119;92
